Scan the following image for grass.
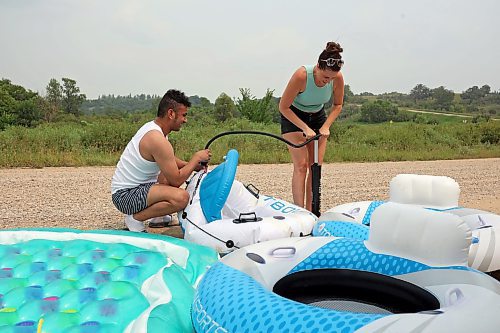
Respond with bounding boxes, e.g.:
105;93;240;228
0;117;499;168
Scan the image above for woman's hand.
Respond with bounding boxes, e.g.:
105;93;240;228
319;126;330;138
303;127;317;140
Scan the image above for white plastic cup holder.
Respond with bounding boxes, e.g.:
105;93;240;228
270;247;296;258
444;287;465;307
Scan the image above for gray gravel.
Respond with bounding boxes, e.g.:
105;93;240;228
1;158;498;236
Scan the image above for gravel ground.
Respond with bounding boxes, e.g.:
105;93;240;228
1;158;498;235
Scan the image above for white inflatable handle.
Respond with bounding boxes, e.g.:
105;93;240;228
478;215;486;227
270;247;296;258
444;287;465;307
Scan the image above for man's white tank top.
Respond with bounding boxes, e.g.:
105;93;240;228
111;121;167;194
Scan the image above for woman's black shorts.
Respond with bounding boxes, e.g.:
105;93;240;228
280;105;327;134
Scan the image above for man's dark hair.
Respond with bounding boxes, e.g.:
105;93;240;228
157;89;191;117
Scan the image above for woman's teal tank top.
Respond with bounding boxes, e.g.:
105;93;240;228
292;65;332;113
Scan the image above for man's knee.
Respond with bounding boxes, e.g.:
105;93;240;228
154;191;188;213
165;188;189;211
176;189;190;209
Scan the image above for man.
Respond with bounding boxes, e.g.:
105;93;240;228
111;89;211;232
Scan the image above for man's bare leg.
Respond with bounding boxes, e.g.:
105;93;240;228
133;184;189;222
148;174;178;226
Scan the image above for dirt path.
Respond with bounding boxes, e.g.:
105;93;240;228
405;108;499;120
1;158;499;234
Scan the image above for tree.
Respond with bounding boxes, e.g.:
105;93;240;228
343;84;354;103
0;86;17;129
62;78;86;116
44;78;63;121
0;78;42;128
14;98;42;127
236;88;277;124
410;84;431;102
431;86;454;110
461;86;481;102
462;85;491;103
480;84;491;95
214;92;236;121
360;100;399;123
189;95;212;107
199;97;212;108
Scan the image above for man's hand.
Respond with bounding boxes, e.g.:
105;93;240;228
193;149;212;166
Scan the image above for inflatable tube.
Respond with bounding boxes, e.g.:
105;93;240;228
179;149;316;253
193;203;500;333
0;228;218;333
316;174;500;272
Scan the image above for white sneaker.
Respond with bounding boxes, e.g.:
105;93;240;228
124;215;146;232
149;215;173;228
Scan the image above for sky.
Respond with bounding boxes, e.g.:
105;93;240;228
1;0;499;102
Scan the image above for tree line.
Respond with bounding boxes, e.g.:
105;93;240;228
1;77;499;131
0;78;85;129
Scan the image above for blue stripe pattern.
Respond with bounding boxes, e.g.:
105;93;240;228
312;221;369;240
193;262;384;333
361;201;385;225
290;238;472;276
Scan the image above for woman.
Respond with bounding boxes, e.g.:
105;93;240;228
279;42;344;211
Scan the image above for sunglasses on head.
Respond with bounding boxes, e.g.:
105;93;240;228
320;58;344;68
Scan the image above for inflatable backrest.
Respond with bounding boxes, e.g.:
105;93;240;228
389;174;460;209
200;149;239;222
221;180;259;219
367;202;471;267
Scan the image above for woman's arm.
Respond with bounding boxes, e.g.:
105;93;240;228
279;68;316;139
320;72;344;134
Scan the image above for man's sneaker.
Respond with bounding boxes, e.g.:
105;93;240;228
148;215;173;228
124;215;146;232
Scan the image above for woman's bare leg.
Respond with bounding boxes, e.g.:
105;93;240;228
283;132;309;208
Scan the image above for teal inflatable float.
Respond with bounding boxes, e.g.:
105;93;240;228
0;228;218;333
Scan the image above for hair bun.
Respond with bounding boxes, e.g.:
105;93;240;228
326;41;343;53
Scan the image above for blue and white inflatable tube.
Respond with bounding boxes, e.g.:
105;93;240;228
316;174;500;272
193;203;500;333
179;150;316;253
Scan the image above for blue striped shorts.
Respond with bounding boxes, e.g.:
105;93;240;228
112;182;156;215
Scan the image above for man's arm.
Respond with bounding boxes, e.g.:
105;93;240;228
174;156;204;173
141;131;208;188
175;157;188;168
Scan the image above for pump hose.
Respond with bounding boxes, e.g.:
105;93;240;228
204;130;321;149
